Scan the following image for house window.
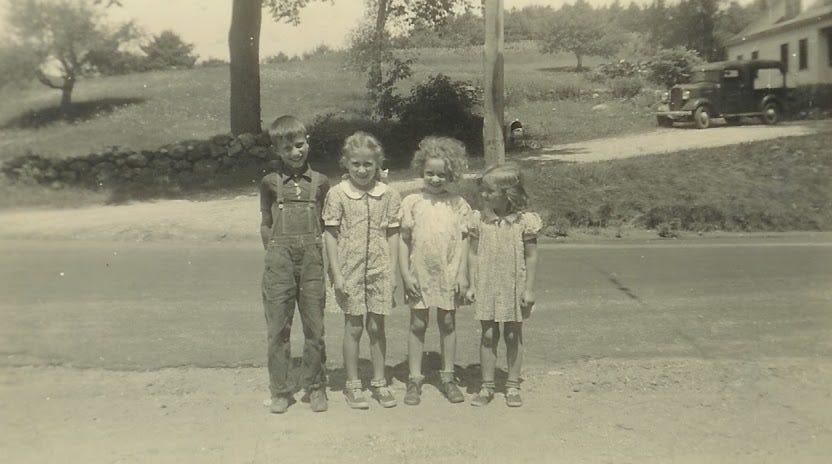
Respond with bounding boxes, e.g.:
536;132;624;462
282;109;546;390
751;51;759;60
781;43;789;71
798;38;808;70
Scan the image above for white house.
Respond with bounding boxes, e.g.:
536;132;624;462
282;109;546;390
726;0;832;86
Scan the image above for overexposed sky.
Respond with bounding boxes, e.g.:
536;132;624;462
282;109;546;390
2;0;652;61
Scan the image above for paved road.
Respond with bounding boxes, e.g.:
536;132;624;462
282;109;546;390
2;236;830;370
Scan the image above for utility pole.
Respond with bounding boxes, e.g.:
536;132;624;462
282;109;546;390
483;0;505;166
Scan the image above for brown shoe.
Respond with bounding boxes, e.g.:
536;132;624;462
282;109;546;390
470;387;494;407
404;379;422;406
440;381;465;404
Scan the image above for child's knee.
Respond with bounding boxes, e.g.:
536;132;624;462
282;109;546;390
437;309;456;332
481;323;499;347
410;310;428;334
503;323;522;345
365;314;385;337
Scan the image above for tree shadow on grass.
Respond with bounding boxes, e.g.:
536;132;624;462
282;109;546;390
538;66;588;74
1;97;146;129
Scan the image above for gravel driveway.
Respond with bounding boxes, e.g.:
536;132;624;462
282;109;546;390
523;119;831;163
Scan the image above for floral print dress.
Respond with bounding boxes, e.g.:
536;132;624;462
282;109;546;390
323;179;401;316
400;190;472;310
469;210;542;322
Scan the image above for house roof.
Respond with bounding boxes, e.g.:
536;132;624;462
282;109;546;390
726;2;832;46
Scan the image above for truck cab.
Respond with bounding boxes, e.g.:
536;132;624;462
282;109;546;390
656;60;789;129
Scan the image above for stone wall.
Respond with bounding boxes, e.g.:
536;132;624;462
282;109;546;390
1;132;280;191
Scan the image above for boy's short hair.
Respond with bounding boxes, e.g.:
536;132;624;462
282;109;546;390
268;115;307;148
410;136;468;182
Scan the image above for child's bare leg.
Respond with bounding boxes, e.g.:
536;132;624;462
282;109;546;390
437;308;457;380
479;321;499;385
343;315;364;382
408;308;429;380
503;322;523;385
365;313;387;383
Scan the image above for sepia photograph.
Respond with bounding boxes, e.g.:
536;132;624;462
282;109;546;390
1;0;830;462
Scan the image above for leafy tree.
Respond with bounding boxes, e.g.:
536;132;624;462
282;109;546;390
228;0;331;135
538;0;622;71
0;0;136;111
141;30;198;70
505;5;556;42
348;0;469;119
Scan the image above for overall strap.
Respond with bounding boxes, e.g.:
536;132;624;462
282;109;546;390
307;171;320;234
275;174;287;235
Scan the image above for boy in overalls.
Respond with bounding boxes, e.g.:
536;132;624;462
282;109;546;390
260;115;330;413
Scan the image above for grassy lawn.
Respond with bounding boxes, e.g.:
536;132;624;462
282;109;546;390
0;47;655;163
449;132;832;234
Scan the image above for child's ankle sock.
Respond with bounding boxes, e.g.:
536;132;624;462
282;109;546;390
370;378;387;388
440;370;455;384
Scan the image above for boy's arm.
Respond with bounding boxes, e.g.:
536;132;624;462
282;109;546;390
259;179;273;249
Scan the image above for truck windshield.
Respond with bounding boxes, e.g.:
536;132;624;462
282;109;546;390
689;70;722;83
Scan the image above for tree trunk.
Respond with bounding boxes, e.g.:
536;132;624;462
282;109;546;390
369;0;389;94
60;76;75;113
229;0;262;135
483;0;505;166
575;53;583;71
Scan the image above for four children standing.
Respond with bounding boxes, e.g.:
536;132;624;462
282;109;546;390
260;116;541;413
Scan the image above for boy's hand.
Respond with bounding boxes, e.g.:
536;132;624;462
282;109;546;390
402;275;420;301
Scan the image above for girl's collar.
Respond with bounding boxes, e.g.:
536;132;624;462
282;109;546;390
340;179;388;199
481;208;520;224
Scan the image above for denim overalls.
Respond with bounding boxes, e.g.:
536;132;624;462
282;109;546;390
261;170;327;396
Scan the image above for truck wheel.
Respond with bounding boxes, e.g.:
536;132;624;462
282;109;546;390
657;116;673;128
694;106;711;129
762;103;780;125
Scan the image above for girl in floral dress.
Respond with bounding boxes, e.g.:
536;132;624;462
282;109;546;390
323;132;401;410
398;136;472;406
465;163;542;408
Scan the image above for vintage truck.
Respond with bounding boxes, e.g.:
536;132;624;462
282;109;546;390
655;60;790;129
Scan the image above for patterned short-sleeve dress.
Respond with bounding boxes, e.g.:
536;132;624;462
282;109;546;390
469;210;543;322
400;190;472;310
322;179;401;316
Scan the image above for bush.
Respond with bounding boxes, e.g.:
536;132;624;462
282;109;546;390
646;46;703;88
792;84;832;116
396;74;483;158
141;30;198;70
262;52;291;64
608;77;644;99
199;57;229;67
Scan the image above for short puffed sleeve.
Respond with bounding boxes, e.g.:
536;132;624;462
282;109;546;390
384;188;402;229
466;210;482;239
399;193;418;231
322;186;343;227
521;212;543;241
454;196;473;234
